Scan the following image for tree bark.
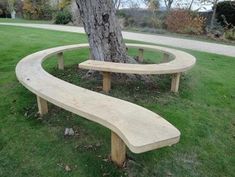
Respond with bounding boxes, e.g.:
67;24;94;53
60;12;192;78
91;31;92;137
75;0;132;63
210;0;218;30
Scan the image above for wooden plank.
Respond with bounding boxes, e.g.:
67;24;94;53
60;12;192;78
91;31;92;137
171;73;181;93
36;96;48;116
57;52;64;70
102;72;111;93
137;48;144;63
111;131;126;167
79;43;196;75
16;43;181;154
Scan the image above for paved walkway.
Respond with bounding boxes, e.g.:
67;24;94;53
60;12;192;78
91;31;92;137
1;22;234;57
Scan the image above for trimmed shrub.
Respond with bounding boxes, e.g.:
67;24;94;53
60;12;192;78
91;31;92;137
23;0;53;20
54;10;72;25
165;10;205;35
123;15;135;27
225;28;235;40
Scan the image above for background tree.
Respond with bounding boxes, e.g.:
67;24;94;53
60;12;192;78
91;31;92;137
23;0;53;20
75;0;134;63
146;0;161;28
174;0;199;10
113;0;129;10
58;0;71;10
216;0;235;28
198;0;227;30
114;0;121;9
209;0;219;29
164;0;174;10
188;0;196;10
144;0;160;10
0;0;8;18
7;0;16;18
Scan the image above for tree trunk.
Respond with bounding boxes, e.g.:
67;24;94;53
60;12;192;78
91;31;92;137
75;0;132;63
210;0;218;30
164;0;173;11
188;0;194;11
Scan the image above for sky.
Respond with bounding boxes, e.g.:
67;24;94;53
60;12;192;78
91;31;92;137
120;0;214;12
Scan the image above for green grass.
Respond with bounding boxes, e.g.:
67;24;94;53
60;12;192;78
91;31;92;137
0;18;52;24
0;25;235;177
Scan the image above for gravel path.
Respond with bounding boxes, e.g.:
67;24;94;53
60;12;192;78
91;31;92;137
1;22;234;57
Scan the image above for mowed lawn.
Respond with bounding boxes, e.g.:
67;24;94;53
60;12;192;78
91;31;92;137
0;25;234;177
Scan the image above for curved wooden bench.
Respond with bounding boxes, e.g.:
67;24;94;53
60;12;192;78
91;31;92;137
16;44;180;166
79;44;196;93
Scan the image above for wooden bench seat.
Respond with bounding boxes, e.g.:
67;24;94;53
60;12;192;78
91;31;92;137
16;44;180;166
79;44;196;93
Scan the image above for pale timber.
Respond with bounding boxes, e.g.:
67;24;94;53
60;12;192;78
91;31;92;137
79;44;196;75
102;72;111;93
57;52;64;70
79;44;196;93
37;96;48;116
111;132;126;166
171;73;181;93
137;48;144;63
16;44;180;165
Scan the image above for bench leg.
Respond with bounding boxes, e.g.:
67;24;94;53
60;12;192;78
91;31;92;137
102;72;111;93
138;48;144;63
162;53;169;63
111;131;126;167
57;52;64;70
171;73;181;93
37;96;48;116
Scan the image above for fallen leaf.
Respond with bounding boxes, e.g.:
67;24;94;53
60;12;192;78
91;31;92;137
65;165;71;172
103;172;110;176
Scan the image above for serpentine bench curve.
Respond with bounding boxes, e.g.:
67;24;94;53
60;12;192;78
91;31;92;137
16;43;180;167
79;44;196;93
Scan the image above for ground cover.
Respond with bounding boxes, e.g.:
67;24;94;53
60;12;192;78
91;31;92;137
0;25;234;177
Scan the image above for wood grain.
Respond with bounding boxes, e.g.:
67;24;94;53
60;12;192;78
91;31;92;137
79;44;196;75
16;43;181;155
57;52;64;70
111;131;126;167
79;44;195;93
102;72;111;93
37;96;48;116
171;73;181;93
